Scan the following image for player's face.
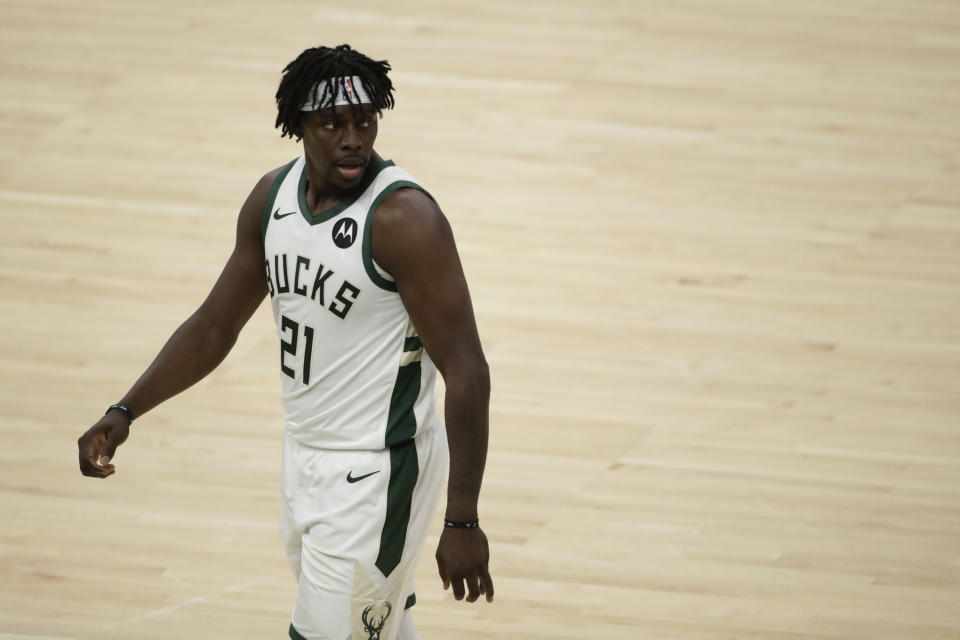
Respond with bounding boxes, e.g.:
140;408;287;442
301;105;379;191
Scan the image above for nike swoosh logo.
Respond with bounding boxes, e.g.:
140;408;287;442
273;208;297;220
346;470;381;483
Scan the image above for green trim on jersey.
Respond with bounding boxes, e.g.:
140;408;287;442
297;159;396;225
385;362;421;447
289;624;307;640
261;159;298;240
361;181;435;292
387;329;425;447
375;438;419;577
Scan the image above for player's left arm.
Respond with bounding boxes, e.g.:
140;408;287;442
371;188;493;604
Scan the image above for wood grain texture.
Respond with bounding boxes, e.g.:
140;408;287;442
1;0;958;638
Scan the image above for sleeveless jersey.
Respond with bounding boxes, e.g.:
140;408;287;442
261;155;440;450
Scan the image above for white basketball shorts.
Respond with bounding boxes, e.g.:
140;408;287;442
280;424;448;640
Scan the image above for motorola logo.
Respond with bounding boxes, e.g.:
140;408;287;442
332;218;358;248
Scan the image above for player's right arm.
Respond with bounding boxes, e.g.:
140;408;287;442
77;167;282;478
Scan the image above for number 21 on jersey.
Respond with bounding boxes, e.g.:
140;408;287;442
279;315;314;384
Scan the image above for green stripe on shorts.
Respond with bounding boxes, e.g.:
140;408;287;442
375;438;419;577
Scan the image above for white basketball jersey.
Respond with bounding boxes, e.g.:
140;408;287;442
262;155;440;450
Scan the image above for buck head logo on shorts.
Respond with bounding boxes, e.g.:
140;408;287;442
360;600;392;640
332;218;358;248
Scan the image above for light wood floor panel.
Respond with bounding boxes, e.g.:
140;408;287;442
1;0;958;638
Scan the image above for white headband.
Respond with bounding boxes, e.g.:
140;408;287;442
300;75;372;111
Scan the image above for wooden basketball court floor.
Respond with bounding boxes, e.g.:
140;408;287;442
1;1;958;638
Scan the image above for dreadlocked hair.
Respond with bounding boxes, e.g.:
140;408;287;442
275;44;395;140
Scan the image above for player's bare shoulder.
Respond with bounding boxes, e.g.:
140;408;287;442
372;188;453;263
252;164;292;210
379;186;445;223
236;163;295;242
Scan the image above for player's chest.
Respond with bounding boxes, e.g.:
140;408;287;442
264;218;368;322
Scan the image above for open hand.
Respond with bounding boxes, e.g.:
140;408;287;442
436;526;494;603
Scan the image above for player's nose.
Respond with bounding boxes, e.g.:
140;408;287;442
340;124;362;151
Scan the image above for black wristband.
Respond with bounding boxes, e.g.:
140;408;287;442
444;518;480;529
106;402;134;425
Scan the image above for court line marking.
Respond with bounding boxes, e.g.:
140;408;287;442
100;578;267;631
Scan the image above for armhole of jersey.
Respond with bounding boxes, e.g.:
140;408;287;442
371;256;394;283
362;181;435;292
260;158;299;241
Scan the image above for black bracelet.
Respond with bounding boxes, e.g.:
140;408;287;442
444;518;480;529
106;402;134;425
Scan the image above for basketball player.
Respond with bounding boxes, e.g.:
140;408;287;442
77;44;493;640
